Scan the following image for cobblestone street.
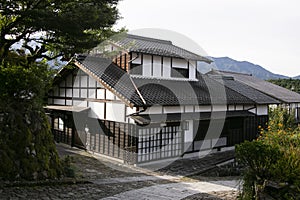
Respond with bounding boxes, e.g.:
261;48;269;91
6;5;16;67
0;144;240;200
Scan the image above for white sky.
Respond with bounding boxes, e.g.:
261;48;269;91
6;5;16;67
115;0;300;77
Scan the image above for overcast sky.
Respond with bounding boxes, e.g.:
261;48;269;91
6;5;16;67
115;0;300;77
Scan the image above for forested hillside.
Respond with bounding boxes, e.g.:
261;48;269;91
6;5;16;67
268;79;300;93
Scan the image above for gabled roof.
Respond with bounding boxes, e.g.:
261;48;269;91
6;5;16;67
114;34;212;63
131;75;255;106
74;55;256;107
208;75;280;105
74;55;144;107
207;70;300;104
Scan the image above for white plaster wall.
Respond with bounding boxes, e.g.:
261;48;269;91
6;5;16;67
88;89;96;99
54;99;65;105
66;100;72;106
88;76;96;87
228;105;235;111
163;106;184;114
153;55;161;77
106;90;115;100
66;89;72;98
163;57;171;78
106;102;125;122
97;89;105;99
126;106;136;116
59;89;65;97
73;89;79;98
212;105;227;112
73;100;88;107
66;74;73;87
185;105;194;113
256;105;268;115
172;58;188;69
189;61;196;80
195;105;211;112
73;76;80;87
126;106;137;124
89;102;105;119
143;55;152;77
97;81;102;88
81;76;87;87
80;89;88;98
184;120;194;142
235;105;243;110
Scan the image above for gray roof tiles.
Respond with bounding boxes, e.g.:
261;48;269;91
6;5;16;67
115;34;212;63
74;55;259;107
209;75;280;104
208;70;300;104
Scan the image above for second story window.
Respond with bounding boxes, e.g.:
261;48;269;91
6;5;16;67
171;67;189;78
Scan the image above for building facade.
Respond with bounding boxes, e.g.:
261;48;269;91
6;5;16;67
47;34;278;164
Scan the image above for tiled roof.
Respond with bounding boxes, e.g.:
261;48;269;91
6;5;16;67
132;75;254;106
74;55;255;107
74;55;144;107
208;75;280;104
114;34;212;63
208;70;300;104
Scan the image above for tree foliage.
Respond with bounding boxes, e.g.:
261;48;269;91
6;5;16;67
268;79;300;94
0;0;121;180
236;107;300;199
0;61;62;180
0;0;120;64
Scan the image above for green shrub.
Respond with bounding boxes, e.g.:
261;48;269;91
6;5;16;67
0;63;62;181
236;140;282;199
236;107;300;199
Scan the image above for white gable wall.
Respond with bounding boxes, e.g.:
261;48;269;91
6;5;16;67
153;56;161;77
189;61;196;80
163;57;171;78
142;54;152;76
49;70;130;123
138;53;196;80
249;105;268;116
106;102;125;122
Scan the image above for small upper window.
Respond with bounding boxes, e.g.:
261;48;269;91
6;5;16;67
171;68;189;78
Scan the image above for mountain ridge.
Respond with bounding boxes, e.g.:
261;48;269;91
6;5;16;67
199;57;299;80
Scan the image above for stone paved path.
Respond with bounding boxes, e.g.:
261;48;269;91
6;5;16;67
151;150;235;177
92;175;178;185
0;144;240;199
101;180;239;200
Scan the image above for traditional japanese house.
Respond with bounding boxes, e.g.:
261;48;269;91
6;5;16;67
46;34;279;165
